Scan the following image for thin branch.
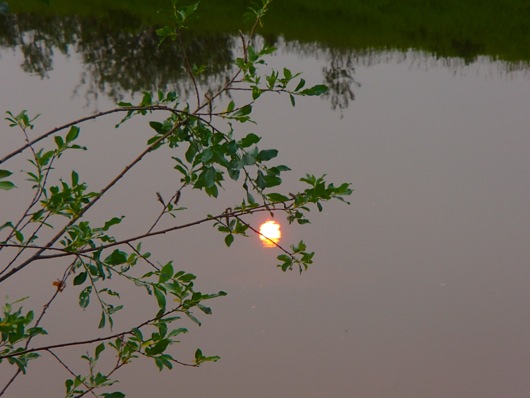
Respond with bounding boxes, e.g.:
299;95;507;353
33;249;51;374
0;116;183;283
32;204;285;260
46;349;98;398
0;306;183;360
1;106;179;165
0;370;20;397
234;215;293;258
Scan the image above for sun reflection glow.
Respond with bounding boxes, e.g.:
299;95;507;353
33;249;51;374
259;220;281;248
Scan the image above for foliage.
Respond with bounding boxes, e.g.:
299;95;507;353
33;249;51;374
0;1;351;397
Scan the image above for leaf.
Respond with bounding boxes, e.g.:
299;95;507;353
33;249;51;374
197;304;212;314
266;193;289;202
159;262;174;284
101;392;125;398
95;343;105;360
153;287;167;312
66;126;80;143
145;339;170;356
256;170;266;190
204;167;216;188
73;271;88;286
300;84;328;96
283;67;292;80
257;149;278;162
0;169;13;179
149;121;165;134
224;234;234;247
264;175;282;188
54;135;64;149
104;250;128;266
79;286;92;309
71;170;79;186
239;133;260;148
102;217;123;231
0;181;16;190
247;191;255;204
185;143;198;163
289;94;296;107
200;148;213;163
98;311;106;329
295;78;306;91
185;311;201;326
252;86;261;100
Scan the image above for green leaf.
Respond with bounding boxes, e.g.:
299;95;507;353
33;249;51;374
300;84;328;96
0;169;12;179
247;191;256;204
252;86;261;100
204;167;216;188
105;250;128;266
79;286;92;308
224;234;234;247
185;143;198;163
66;126;80;142
197;304;212;314
185;311;201;326
101;392;125;398
200;148;213;163
295;78;306;91
289;94;296;107
266;193;289;202
54;135;64;149
145;339;170;356
95;343;105;360
73;271;88;286
264;175;282;188
71;170;79;186
159;262;174;284
153;287;166;312
0;181;16;190
149;121;165;134
239;133;260;148
257;149;278;162
102;217;123;231
256;170;266;190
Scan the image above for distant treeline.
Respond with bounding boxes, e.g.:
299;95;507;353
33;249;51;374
7;0;530;62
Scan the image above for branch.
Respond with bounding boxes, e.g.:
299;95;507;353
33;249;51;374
39;204;285;259
1;106;180;165
0;306;183;360
0;115;184;283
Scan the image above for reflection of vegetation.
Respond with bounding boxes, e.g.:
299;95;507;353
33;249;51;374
321;50;361;113
2;13;235;100
9;0;530;63
3;0;530;107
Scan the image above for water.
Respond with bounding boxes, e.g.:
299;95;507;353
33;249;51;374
2;12;530;398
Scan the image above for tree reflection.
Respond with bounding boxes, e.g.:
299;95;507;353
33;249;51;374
1;13;236;101
321;49;361;113
1;12;360;110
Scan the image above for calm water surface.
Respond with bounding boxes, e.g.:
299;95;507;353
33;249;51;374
1;26;530;398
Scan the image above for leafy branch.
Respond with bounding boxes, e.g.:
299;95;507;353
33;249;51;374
0;1;352;396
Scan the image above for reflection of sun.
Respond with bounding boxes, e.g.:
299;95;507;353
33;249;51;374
259;220;281;248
